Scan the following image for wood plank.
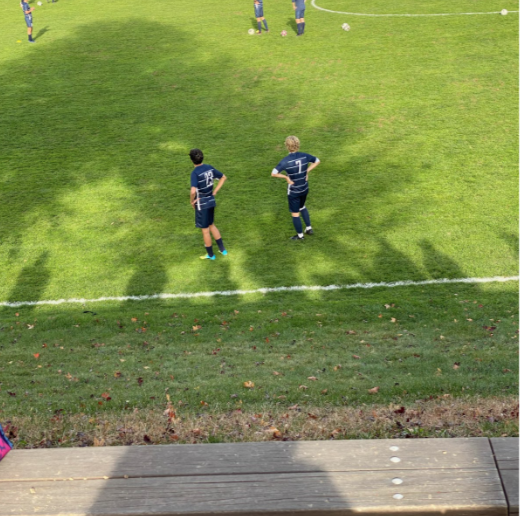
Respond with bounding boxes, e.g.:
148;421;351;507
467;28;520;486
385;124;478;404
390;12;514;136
0;438;497;482
490;438;519;515
0;469;508;516
491;438;519;470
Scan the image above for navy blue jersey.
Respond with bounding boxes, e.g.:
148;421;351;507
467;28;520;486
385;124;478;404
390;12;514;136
272;152;319;196
21;1;31;16
293;0;305;7
190;164;224;211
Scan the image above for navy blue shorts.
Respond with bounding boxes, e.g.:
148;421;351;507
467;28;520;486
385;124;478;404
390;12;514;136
295;7;305;18
254;4;264;17
25;15;33;28
288;192;307;213
196;207;215;229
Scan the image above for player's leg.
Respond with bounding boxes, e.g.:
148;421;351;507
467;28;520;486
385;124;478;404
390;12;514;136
209;224;227;255
261;15;269;32
197;209;216;260
288;195;304;240
26;18;34;42
255;4;264;33
299;194;313;234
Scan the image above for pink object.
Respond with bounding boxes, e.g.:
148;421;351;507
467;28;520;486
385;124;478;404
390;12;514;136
281;30;288;36
0;424;13;461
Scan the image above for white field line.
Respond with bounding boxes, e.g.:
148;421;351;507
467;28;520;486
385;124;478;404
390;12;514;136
0;276;518;308
311;0;519;17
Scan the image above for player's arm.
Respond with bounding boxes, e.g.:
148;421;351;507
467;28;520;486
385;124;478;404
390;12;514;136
212;174;227;196
272;168;294;185
292;1;297;9
305;157;321;180
190;186;197;209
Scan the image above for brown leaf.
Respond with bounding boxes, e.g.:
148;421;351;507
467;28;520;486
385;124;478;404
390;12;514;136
453;363;460;370
93;437;105;447
307;376;318;381
137;377;144;386
272;371;283;376
333;365;342;371
352;355;360;360
143;435;152;444
192;325;202;331
101;392;112;401
346;330;356;335
288;404;299;410
200;400;208;406
265;426;282;439
378;314;383;318
243;381;255;388
321;389;328;395
298;385;309;390
192;428;201;436
330;428;341;439
114;371;122;378
368;386;380;394
390;318;397;323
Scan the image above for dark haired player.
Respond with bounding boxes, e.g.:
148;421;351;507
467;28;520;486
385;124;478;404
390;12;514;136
271;135;320;240
189;149;228;260
254;0;269;34
20;1;35;43
292;0;306;36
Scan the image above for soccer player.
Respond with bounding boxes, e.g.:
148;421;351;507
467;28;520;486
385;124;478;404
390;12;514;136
20;1;35;43
189;149;228;260
271;136;320;240
292;0;306;36
254;0;269;34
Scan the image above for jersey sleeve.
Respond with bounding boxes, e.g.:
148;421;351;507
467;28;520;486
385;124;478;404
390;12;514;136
190;171;198;188
212;168;224;180
304;152;319;163
272;159;285;175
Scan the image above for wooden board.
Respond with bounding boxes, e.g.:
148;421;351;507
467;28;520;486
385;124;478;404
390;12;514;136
0;438;510;516
491;438;519;515
0;438;497;482
1;469;507;516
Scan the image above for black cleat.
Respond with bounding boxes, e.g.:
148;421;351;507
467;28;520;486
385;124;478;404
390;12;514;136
290;235;304;241
304;228;314;235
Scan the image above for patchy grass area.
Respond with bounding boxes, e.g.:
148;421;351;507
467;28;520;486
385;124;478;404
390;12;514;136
1;283;518;441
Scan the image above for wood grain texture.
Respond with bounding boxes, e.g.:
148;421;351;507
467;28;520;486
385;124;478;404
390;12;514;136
0;438;497;482
1;469;507;516
490;438;519;515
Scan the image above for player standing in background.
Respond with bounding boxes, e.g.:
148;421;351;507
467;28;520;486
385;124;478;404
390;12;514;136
271;136;320;240
189;149;228;260
292;0;306;36
254;0;269;34
20;1;35;43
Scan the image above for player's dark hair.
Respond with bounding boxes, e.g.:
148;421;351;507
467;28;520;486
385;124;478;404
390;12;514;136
189;149;204;165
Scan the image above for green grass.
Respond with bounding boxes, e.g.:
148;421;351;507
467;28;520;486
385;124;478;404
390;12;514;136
1;282;517;418
0;0;518;302
0;0;518;433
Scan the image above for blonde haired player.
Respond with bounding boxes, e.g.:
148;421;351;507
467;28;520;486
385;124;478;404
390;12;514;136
271;136;320;240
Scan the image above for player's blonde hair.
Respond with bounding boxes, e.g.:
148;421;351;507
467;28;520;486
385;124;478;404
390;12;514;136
285;135;300;153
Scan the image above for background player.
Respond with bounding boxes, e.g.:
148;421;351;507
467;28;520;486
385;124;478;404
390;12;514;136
254;0;269;34
189;149;228;260
271;136;320;240
292;0;306;36
20;1;35;43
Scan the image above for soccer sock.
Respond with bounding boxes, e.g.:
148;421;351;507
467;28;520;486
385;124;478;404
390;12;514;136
28;35;33;41
216;238;225;252
205;246;214;258
297;23;302;34
300;207;311;228
302;22;305;33
292;217;303;237
263;19;269;30
257;22;262;31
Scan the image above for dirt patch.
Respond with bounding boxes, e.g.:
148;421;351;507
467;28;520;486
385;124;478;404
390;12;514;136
4;395;518;448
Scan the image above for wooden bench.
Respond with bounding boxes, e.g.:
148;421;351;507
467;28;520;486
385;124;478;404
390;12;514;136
1;437;517;515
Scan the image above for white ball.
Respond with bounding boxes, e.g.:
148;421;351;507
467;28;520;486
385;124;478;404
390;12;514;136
342;23;350;31
501;8;508;15
248;28;255;35
37;1;42;5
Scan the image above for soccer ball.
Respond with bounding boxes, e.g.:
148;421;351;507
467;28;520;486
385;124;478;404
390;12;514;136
281;30;287;37
37;1;42;5
248;28;255;35
342;23;350;31
501;8;508;15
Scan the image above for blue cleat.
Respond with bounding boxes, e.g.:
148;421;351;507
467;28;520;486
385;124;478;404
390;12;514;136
219;250;228;256
200;254;216;260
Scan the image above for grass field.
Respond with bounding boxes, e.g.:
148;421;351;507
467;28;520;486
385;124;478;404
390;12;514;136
0;0;518;444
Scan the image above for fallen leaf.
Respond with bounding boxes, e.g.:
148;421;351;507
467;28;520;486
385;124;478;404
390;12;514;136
453;363;460;370
378;314;382;318
467;318;473;322
265;426;282;439
368;386;380;394
101;392;112;401
333;365;342;371
192;428;201;436
272;371;283;376
33;353;40;359
192;325;202;331
288;404;299;410
307;376;318;381
200;401;208;406
330;428;341;439
352;355;360;360
131;318;138;322
243;381;255;388
390;318;397;323
299;385;308;390
321;389;328;395
137;377;144;386
346;330;356;335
